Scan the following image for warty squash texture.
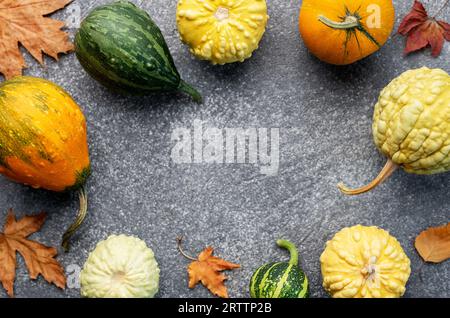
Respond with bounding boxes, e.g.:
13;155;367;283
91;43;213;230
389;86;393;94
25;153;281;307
340;67;450;195
374;68;450;174
176;0;269;64
321;225;411;298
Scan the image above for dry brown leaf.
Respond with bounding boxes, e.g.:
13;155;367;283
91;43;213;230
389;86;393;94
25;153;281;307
177;238;240;298
0;0;74;79
398;1;450;57
415;222;450;263
0;209;66;297
187;247;240;298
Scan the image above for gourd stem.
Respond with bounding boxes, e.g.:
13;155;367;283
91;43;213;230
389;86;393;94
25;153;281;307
178;80;203;103
318;15;359;30
62;186;88;252
276;239;298;266
176;236;197;261
338;159;398;195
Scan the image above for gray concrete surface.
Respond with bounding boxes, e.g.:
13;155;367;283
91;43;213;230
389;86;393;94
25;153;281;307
0;0;449;298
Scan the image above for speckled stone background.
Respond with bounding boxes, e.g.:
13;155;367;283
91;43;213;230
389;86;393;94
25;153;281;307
0;0;449;298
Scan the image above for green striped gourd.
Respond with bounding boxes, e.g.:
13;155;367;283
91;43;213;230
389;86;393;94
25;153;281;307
75;1;202;102
250;240;309;298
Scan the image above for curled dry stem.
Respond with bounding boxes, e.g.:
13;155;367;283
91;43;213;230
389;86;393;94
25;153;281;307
177;236;197;261
62;186;88;252
338;159;399;195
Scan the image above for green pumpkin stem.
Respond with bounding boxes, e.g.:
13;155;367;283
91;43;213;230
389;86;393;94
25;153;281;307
62;186;88;252
276;239;299;266
178;80;203;103
318;15;359;30
318;14;381;48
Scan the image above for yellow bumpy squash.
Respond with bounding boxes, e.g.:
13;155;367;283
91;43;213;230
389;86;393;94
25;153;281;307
321;225;411;298
340;67;450;194
176;0;269;64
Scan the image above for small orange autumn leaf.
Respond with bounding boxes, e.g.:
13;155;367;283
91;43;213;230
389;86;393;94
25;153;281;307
415;222;450;263
0;0;74;79
177;237;240;298
0;209;66;297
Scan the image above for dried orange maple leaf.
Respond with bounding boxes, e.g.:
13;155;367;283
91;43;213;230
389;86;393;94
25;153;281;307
177;238;240;298
398;0;450;57
415;222;450;263
0;0;74;79
0;209;66;297
188;247;240;298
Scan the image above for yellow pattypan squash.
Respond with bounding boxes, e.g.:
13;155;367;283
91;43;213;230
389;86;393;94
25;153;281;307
340;67;450;195
321;225;411;298
176;0;269;64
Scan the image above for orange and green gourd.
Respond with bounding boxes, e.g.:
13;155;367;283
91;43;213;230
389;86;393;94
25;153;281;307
0;76;91;251
299;0;395;65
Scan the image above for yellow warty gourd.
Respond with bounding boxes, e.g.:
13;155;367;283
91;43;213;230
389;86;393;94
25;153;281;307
176;0;269;64
321;225;411;298
339;67;450;195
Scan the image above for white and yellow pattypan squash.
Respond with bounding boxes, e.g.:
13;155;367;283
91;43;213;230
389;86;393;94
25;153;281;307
320;225;411;298
80;235;160;298
176;0;269;64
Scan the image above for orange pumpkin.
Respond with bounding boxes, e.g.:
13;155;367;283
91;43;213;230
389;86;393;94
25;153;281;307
0;76;91;250
299;0;395;65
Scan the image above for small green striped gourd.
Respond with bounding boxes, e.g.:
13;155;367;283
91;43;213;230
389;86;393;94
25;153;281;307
250;240;309;298
75;1;202;102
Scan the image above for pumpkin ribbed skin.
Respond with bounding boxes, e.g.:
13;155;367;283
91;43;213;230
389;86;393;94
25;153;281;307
373;67;450;174
299;0;395;65
176;0;269;64
321;225;411;298
0;76;90;192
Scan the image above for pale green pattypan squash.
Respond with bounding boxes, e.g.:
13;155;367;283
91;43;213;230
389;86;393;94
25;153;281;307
80;234;160;298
